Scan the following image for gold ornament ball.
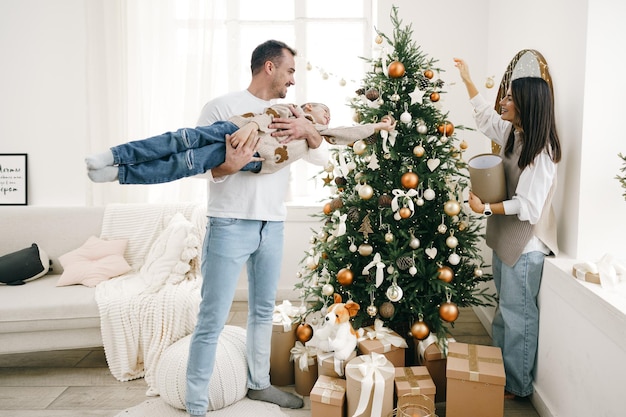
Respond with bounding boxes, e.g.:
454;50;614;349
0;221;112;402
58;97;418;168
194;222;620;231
474;268;484;278
439;302;460;323
358;243;373;256
337;268;354;286
411;320;430;340
385;232;394;243
358;184;374;200
296;322;314;343
379;302;395;318
413;145;425;157
437;122;454;136
446;235;459;248
388;61;406;78
424;69;434;79
323;203;332;215
437;265;454;283
460;140;469;150
353;140;367;155
399;207;412;219
401;171;419;189
366;305;378;317
444;200;462;216
430;92;440;102
485;76;495;89
375;34;383;44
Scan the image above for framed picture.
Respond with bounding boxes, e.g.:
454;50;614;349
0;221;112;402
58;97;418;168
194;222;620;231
0;153;28;205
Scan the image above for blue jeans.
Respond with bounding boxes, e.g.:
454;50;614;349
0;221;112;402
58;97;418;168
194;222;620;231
491;250;545;397
185;217;284;415
111;121;261;184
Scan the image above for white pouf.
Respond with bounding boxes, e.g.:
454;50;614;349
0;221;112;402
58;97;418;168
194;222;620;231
155;325;248;411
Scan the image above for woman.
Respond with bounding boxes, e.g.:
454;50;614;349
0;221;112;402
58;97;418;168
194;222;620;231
454;58;561;398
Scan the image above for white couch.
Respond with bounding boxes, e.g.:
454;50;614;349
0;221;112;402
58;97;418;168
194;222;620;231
0;204;205;356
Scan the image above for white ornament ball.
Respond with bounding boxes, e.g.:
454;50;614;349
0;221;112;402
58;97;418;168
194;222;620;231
474;268;484;278
400;111;412;124
353;140;367;155
446;235;459;248
386;284;404;302
349;243;357;252
417;124;428;134
322;283;335;296
424;188;436;200
416;197;425;206
448;252;461;265
409;266;417;276
410;237;421;249
358;184;374;200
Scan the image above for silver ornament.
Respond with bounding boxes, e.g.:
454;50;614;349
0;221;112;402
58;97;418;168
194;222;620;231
366;305;378;317
410;237;420;249
385;232;394;243
438;223;448;234
386;284;404;302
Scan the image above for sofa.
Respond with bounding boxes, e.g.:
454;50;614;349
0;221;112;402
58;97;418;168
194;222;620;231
0;204;206;357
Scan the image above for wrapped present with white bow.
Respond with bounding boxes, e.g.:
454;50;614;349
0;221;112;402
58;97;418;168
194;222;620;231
345;352;394;417
318;350;356;379
311;375;346;417
270;300;301;386
572;254;626;288
357;319;408;367
290;341;318;395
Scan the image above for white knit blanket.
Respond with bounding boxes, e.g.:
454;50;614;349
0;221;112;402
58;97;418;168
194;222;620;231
95;203;206;395
115;397;290;417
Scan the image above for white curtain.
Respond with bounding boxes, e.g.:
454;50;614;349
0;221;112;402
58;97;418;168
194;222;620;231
85;0;223;206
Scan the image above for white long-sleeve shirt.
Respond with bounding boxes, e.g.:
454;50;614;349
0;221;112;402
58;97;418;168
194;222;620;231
470;94;556;254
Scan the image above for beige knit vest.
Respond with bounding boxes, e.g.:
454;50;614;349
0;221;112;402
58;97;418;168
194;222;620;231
485;131;559;266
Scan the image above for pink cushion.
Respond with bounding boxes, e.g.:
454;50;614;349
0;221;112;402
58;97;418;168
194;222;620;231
56;236;131;287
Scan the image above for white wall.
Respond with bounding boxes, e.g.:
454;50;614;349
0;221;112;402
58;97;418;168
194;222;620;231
0;0;88;206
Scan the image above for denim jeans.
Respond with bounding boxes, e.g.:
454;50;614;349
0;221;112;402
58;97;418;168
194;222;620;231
111;121;261;184
491;250;545;397
185;217;284;415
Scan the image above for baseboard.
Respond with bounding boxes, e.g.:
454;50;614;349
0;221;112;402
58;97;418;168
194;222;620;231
472;304;494;338
531;384;556;417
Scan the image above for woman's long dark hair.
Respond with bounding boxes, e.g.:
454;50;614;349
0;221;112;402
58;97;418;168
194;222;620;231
504;77;561;169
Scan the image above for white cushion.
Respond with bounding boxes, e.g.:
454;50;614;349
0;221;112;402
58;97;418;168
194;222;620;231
155;326;248;411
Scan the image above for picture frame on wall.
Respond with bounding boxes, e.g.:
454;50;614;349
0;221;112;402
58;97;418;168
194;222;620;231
0;153;28;205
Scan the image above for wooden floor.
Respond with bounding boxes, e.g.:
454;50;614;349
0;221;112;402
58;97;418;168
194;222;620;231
0;303;540;417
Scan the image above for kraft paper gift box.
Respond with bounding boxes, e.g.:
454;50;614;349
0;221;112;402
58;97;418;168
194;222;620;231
357;319;408;367
318;350;356;379
394;366;436;409
345;352;394;417
270;300;300;386
416;334;455;403
446;342;506;417
290;341;318;396
310;375;346;417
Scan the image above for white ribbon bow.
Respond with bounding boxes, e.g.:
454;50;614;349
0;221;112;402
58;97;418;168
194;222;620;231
365;319;409;352
290;341;317;372
318;351;346;377
362;253;385;288
315;379;345;404
332;210;347;238
337;151;350;178
346;352;391;417
272;300;299;332
391;188;418;214
380;129;398;155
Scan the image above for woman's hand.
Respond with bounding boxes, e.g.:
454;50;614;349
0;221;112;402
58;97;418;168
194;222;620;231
453;58;479;99
229;122;259;148
468;191;485;214
377;115;397;132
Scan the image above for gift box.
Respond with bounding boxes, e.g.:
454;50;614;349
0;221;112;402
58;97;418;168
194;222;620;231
345;353;394;417
357;319;408;367
318;350;356;378
446;342;506;417
290;341;318;396
572;265;601;284
310;375;346;417
270;300;300;386
394;366;436;409
416;334;454;403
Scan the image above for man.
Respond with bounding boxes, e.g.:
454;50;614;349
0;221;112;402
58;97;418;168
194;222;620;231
185;40;328;416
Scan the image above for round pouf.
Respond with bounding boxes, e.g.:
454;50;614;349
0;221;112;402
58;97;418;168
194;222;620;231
155;325;248;411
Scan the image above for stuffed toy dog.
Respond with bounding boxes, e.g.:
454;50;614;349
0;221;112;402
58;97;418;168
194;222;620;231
314;294;360;361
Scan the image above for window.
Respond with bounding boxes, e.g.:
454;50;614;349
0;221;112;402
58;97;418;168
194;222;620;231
175;0;374;204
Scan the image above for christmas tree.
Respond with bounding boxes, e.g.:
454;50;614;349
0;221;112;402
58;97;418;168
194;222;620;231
295;6;495;357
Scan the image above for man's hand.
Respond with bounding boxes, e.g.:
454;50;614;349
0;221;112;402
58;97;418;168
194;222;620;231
211;133;263;178
269;105;323;148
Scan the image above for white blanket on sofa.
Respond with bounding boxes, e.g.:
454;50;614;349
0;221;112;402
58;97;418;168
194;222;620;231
95;203;206;395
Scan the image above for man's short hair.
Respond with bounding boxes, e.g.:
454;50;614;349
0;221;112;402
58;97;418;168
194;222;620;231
250;40;297;75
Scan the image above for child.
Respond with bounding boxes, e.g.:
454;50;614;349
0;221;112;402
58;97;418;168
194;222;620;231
86;103;395;184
